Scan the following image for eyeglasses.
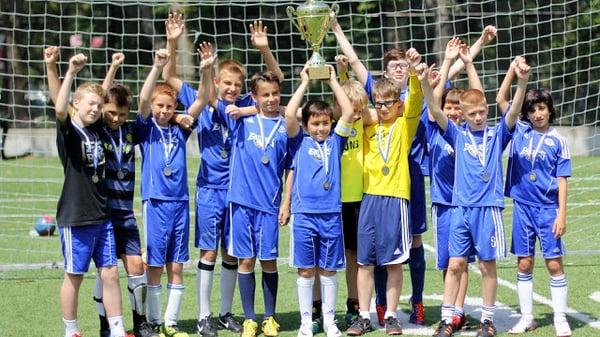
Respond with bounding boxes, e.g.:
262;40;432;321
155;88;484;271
374;100;398;109
386;62;409;71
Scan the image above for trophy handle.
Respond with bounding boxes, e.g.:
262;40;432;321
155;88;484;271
286;6;306;41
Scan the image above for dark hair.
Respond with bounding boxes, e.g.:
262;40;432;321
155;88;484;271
105;82;133;108
441;88;463;108
521;88;556;123
301;100;333;127
383;48;406;70
249;70;281;94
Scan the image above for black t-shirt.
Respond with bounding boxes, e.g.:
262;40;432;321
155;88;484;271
56;116;109;227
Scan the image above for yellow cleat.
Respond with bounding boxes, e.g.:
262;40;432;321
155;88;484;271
161;324;189;337
262;317;280;337
241;319;259;337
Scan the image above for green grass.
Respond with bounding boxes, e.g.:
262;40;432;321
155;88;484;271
1;156;600;336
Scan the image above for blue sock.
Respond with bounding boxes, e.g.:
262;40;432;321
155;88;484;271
238;272;256;320
409;245;425;303
374;265;387;306
262;271;278;318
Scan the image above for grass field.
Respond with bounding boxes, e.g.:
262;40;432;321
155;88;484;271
1;156;600;336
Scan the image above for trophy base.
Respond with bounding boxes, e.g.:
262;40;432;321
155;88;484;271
308;66;331;80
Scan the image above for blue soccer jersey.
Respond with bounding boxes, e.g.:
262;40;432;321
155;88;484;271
288;127;348;214
443;118;513;208
136;114;192;201
426;119;455;205
505;122;571;206
216;100;289;215
178;83;255;189
100;121;139;213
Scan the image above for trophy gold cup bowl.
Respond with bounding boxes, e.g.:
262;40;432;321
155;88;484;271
287;0;339;80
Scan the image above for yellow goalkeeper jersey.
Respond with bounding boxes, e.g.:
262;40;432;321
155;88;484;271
340;118;364;202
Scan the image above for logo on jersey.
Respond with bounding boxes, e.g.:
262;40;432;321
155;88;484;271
308;146;331;161
278;125;286;133
247;132;275;149
545;138;555;147
464;143;483;158
519;147;546;161
81;140;105;167
444;143;455;157
350;128;357;137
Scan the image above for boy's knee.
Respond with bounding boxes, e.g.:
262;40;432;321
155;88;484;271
517;256;534;273
447;258;467;275
260;259;277;273
479;259;497;277
99;266;120;284
298;268;316;278
545;257;564;276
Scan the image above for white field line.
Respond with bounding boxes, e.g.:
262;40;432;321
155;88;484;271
422;243;600;329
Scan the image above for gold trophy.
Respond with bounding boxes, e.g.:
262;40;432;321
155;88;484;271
287;0;339;80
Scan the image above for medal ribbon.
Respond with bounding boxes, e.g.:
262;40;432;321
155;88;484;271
466;126;488;168
527;130;547;173
71;120;99;173
377;120;398;166
152;118;174;165
103;126;123;168
313;139;330;183
256;115;282;156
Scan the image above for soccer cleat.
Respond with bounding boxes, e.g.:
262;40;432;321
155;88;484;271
161;324;189;337
375;304;386;326
384;317;403;335
150;324;166;337
135;322;160;337
554;317;572;337
451;314;468;331
507;315;537;334
433;321;454;337
218;312;242;333
261;316;280;337
344;311;358;327
100;329;111;337
311;316;323;334
125;332;137;337
70;334;83;337
409;301;425;325
297;323;313;337
346;317;373;336
197;316;218;337
476;320;496;337
241;319;258;337
325;321;342;337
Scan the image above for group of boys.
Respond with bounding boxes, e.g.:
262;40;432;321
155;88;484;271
49;10;572;337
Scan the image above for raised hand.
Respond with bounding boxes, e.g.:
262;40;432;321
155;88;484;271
428;64;441;88
165;11;185;41
326;64;337;83
480;25;497;45
177;114;195;131
414;62;429;82
445;37;461;61
154;48;170;68
299;62;310;84
514;58;531;80
406;48;422;69
458;43;473;64
44;46;59;64
68;54;87;75
197;41;216;70
335;54;349;71
110;52;125;68
250;20;269;50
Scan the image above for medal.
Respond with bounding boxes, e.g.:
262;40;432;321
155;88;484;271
220;149;229;159
529;172;537;182
92;174;100;183
313;139;332;190
382;166;390;176
163;166;172;176
72;120;101;186
323;181;330;190
482;171;490;182
117;169;125;180
261;154;270;165
152;119;175;177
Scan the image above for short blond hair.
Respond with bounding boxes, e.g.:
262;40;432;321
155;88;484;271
217;59;246;80
373;78;400;100
73;82;104;102
342;80;368;110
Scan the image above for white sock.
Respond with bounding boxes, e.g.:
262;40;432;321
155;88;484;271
320;273;338;328
94;273;106;317
550;274;568;320
220;260;238;316
297;275;315;326
517;272;533;316
384;310;396;319
441;304;454;323
197;259;215;319
63;318;79;337
359;310;370;320
108;315;126;337
128;273;146;315
165;283;185;326
146;284;162;324
481;305;495;322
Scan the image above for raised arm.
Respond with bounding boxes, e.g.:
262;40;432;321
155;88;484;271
44;46;61;105
416;63;448;131
139;49;170;119
186;42;217;120
162;11;185;92
55;54;87;123
496;56;524;114
251;20;284;82
459;44;483;92
285;64;309;137
327;65;353;125
433;38;461;113
504;58;531;129
331;19;369;86
335;54;350;82
447;25;496;79
102;52;124;90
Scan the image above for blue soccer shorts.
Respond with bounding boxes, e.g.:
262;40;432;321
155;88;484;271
142;199;190;266
290;212;345;271
449;206;506;261
59;221;117;274
511;200;565;259
410;173;428;235
195;186;229;251
227;202;279;260
357;194;411;266
432;204;475;270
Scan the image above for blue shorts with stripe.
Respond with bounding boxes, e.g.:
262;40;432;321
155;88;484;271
143;199;190;266
432;204;475;270
59;221;118;274
227;203;279;260
449;206;506;261
410;173;428;235
195;186;229;251
290;212;345;271
511;200;565;258
357;194;411;266
111;209;141;257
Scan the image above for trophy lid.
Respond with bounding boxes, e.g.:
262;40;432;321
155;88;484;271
296;0;332;17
